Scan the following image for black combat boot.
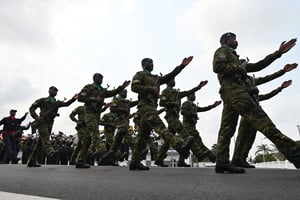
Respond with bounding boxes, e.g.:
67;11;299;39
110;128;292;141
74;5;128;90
197;150;211;162
178;136;194;158
119;152;129;161
286;148;300;169
75;160;90;168
99;150;118;166
208;152;217;163
129;161;149;170
215;162;246;174
27;160;41;167
231;159;255;168
154;160;168;167
177;160;190;167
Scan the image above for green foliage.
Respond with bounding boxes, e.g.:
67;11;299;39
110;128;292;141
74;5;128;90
254;153;276;163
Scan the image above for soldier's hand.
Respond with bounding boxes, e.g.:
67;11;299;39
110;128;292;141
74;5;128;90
180;56;193;67
281;80;292;89
279;38;297;54
283;63;298;72
213;100;222;107
198;80;208;88
95;95;103;103
73;93;79;100
122;80;131;88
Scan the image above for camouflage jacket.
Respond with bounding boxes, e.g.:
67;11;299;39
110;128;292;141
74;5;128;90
160;85;201;118
110;97;138;119
29;96;76;122
78;83;123;113
181;100;215;125
69;106;86;129
213;46;281;93
131;65;185;108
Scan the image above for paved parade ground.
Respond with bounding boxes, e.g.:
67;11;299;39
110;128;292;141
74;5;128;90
0;164;299;200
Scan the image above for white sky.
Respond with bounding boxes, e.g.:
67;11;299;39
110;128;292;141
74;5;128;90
1;0;300;159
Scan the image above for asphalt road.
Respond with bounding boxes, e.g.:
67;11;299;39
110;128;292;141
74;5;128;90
0;164;299;200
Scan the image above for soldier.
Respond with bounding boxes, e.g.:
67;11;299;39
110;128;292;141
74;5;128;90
75;73;130;168
213;32;300;173
99;89;138;165
99;111;117;152
181;92;221;165
232;63;297;168
129;57;195;170
156;78;209;167
69;105;86;165
27;86;77;167
0;109;28;164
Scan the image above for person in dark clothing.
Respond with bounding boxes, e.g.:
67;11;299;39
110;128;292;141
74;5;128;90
0;109;28;164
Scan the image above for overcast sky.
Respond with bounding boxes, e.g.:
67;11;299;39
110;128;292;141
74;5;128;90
1;0;299;159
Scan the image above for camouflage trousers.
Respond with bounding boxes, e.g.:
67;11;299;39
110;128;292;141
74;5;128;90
132;105;183;162
77;111;105;162
70;126;86;163
156;115;190;161
232;117;257;161
183;122;211;161
29;122;55;162
217;88;297;164
103;128;115;151
109;118;130;160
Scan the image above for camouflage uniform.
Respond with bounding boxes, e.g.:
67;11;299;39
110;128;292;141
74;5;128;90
100;96;138;163
99;112;117;151
156;85;201;163
232;70;287;162
181;99;217;161
28;96;76;163
76;83;124;162
131;65;186;162
69;106;86;164
213;46;297;164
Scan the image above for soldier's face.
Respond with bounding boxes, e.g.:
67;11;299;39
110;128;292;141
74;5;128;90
227;36;238;49
143;60;153;71
168;79;175;87
119;90;127;98
49;88;58;97
188;94;195;101
94;75;103;85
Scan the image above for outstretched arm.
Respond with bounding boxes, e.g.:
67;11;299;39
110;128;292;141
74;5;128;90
255;63;297;85
259;80;292;101
179;80;208;98
159;56;193;84
246;38;297;73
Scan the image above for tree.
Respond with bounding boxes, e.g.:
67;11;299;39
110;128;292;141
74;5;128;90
255;144;275;163
255;144;272;155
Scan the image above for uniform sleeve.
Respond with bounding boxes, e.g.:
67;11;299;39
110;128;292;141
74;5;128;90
69;108;78;122
78;85;94;103
213;48;244;76
131;72;155;94
29;99;42;120
159;65;184;84
258;87;282;101
245;51;281;73
254;69;285;86
197;104;215;112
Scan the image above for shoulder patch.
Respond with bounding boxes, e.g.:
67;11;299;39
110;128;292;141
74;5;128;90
217;53;226;59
